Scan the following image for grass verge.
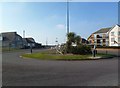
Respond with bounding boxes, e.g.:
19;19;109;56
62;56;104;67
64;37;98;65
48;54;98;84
22;49;115;61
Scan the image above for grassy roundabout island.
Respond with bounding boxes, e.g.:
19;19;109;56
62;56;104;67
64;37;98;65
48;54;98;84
22;49;115;61
22;32;116;61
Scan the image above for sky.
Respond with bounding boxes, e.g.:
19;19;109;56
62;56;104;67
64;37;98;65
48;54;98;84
0;2;118;45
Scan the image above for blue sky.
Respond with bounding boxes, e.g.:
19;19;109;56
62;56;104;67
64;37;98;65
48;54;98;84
0;2;118;45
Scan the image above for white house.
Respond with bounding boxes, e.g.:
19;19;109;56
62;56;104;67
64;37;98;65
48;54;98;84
109;25;120;46
88;24;120;47
89;27;111;46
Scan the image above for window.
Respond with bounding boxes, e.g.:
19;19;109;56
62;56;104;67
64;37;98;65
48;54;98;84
118;37;120;42
111;38;115;42
97;40;101;43
103;39;106;43
106;34;109;38
111;32;114;36
118;31;120;36
96;35;102;38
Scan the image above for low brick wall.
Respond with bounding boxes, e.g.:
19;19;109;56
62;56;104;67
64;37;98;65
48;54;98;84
96;48;120;57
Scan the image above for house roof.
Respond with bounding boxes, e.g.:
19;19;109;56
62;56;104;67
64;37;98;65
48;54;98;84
87;34;94;40
117;24;120;27
81;38;88;43
93;27;112;34
2;32;16;42
23;38;35;43
87;24;120;40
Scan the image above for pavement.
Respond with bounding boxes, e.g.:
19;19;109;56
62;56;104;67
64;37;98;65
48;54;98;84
2;49;119;86
97;48;120;57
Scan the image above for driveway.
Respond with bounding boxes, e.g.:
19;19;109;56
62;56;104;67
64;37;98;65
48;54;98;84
2;49;118;86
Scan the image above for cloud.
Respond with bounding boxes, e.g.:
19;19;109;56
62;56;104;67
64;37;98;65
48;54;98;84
56;24;66;30
50;15;58;19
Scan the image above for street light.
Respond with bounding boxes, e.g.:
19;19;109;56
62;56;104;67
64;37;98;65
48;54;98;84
55;38;58;45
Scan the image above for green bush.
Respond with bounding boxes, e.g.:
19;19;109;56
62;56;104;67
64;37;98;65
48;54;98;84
60;44;92;55
70;45;92;55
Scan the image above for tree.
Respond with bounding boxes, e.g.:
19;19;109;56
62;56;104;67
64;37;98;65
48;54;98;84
67;32;76;46
60;32;91;54
67;32;82;46
75;35;81;46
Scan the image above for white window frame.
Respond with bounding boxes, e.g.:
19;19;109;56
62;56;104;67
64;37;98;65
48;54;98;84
118;37;120;42
111;38;115;42
111;32;114;36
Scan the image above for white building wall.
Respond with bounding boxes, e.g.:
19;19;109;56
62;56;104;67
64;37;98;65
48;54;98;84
109;25;120;46
0;34;2;47
118;26;120;46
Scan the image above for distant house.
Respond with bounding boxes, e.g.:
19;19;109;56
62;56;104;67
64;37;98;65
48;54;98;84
35;43;42;48
87;24;120;46
93;27;111;46
71;38;88;46
81;38;88;44
0;32;23;48
87;34;94;46
23;37;36;48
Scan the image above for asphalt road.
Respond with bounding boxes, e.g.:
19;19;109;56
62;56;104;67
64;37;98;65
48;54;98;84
2;49;118;86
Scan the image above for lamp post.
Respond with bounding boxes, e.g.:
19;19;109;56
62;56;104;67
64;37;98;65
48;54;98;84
30;43;32;53
93;44;96;57
55;38;58;46
55;38;58;53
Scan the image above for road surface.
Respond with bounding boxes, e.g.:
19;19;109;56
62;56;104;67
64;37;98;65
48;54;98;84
2;49;118;86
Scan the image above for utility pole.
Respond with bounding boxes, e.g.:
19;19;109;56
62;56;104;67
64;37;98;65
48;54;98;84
67;0;69;34
46;37;48;46
23;30;25;38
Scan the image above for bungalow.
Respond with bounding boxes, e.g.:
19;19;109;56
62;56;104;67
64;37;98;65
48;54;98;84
22;37;36;48
0;32;23;48
81;38;89;44
87;24;120;46
71;38;88;46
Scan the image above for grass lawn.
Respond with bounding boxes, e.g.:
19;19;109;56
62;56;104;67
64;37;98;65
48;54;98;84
22;49;115;61
2;47;23;52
